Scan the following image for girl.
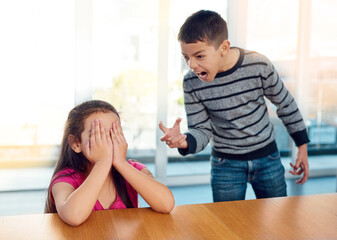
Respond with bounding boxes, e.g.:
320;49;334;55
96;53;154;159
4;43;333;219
45;100;175;226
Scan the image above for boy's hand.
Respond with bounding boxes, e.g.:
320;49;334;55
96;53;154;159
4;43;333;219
289;144;309;184
85;119;113;164
159;118;188;149
110;121;128;166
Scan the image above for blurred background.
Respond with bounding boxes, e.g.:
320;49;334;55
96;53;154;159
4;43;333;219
0;0;337;216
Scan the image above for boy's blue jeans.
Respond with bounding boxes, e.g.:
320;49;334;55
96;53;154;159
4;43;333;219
210;151;287;202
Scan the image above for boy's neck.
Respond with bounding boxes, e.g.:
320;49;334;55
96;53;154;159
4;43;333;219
219;48;240;73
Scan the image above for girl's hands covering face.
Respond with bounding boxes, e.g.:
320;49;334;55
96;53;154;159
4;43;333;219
110;121;128;165
85;119;113;165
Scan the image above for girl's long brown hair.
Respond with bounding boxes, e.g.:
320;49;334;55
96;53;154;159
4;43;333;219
44;100;134;213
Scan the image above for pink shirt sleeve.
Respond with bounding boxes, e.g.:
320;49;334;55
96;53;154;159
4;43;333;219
127;159;146;171
49;168;85;204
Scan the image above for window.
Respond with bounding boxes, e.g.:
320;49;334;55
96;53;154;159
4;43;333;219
91;0;159;156
307;0;337;151
0;0;74;168
245;0;337;155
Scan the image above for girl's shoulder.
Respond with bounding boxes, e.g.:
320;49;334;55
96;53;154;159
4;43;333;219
54;167;76;176
127;159;146;171
52;168;85;188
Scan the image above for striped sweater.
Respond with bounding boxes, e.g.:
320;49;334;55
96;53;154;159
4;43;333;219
178;48;310;160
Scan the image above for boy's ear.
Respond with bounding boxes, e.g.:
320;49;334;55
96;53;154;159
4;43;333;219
68;135;82;153
220;40;230;56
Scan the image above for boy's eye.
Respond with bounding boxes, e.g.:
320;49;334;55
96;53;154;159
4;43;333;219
197;55;204;59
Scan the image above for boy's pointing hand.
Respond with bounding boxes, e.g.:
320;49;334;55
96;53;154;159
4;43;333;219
159;118;188;149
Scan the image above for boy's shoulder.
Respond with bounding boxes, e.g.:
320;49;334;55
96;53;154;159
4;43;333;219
241;48;272;66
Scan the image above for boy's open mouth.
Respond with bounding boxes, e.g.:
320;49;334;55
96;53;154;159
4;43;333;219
197;71;208;80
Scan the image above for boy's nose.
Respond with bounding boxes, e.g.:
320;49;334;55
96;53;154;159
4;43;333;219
187;58;197;69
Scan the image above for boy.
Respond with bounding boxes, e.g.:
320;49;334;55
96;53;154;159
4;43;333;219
159;10;309;202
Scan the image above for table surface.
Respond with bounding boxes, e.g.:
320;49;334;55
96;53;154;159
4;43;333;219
1;193;336;240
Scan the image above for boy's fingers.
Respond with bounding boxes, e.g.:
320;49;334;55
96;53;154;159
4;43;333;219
296;174;306;184
159;121;168;133
173;118;182;128
294;161;301;169
300;172;309;184
160;133;171;142
290;163;298;171
289;162;308;184
178;134;187;144
300;164;309;184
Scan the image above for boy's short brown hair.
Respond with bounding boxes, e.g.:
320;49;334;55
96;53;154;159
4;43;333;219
178;10;228;49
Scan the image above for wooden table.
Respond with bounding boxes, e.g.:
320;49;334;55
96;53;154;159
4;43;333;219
0;193;336;240
206;193;337;240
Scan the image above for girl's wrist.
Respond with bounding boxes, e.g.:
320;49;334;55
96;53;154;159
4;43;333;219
95;158;113;168
113;158;128;170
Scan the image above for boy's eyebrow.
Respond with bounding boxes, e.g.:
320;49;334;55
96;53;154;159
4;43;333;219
182;49;206;56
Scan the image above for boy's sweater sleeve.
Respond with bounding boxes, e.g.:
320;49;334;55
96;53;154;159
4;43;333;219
178;75;213;155
262;59;310;146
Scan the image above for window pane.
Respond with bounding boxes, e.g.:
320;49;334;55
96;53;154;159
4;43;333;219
91;0;159;159
245;0;337;155
307;0;337;151
0;0;75;168
245;0;300;154
311;0;337;57
246;0;299;61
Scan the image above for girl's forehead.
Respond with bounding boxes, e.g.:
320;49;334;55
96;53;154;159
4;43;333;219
84;111;119;126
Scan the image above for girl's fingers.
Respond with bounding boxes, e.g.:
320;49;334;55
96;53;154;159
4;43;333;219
110;128;117;141
116;121;123;135
85;139;90;155
95;119;101;141
100;122;106;140
90;122;96;143
106;127;112;143
112;121;123;141
113;121;120;135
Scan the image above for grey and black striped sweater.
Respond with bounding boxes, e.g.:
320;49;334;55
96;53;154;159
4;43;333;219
178;48;310;160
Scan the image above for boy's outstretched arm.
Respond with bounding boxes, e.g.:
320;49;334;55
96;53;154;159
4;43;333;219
159;118;188;149
289;144;309;185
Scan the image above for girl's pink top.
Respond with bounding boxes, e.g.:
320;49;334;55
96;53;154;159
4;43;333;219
50;160;146;210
